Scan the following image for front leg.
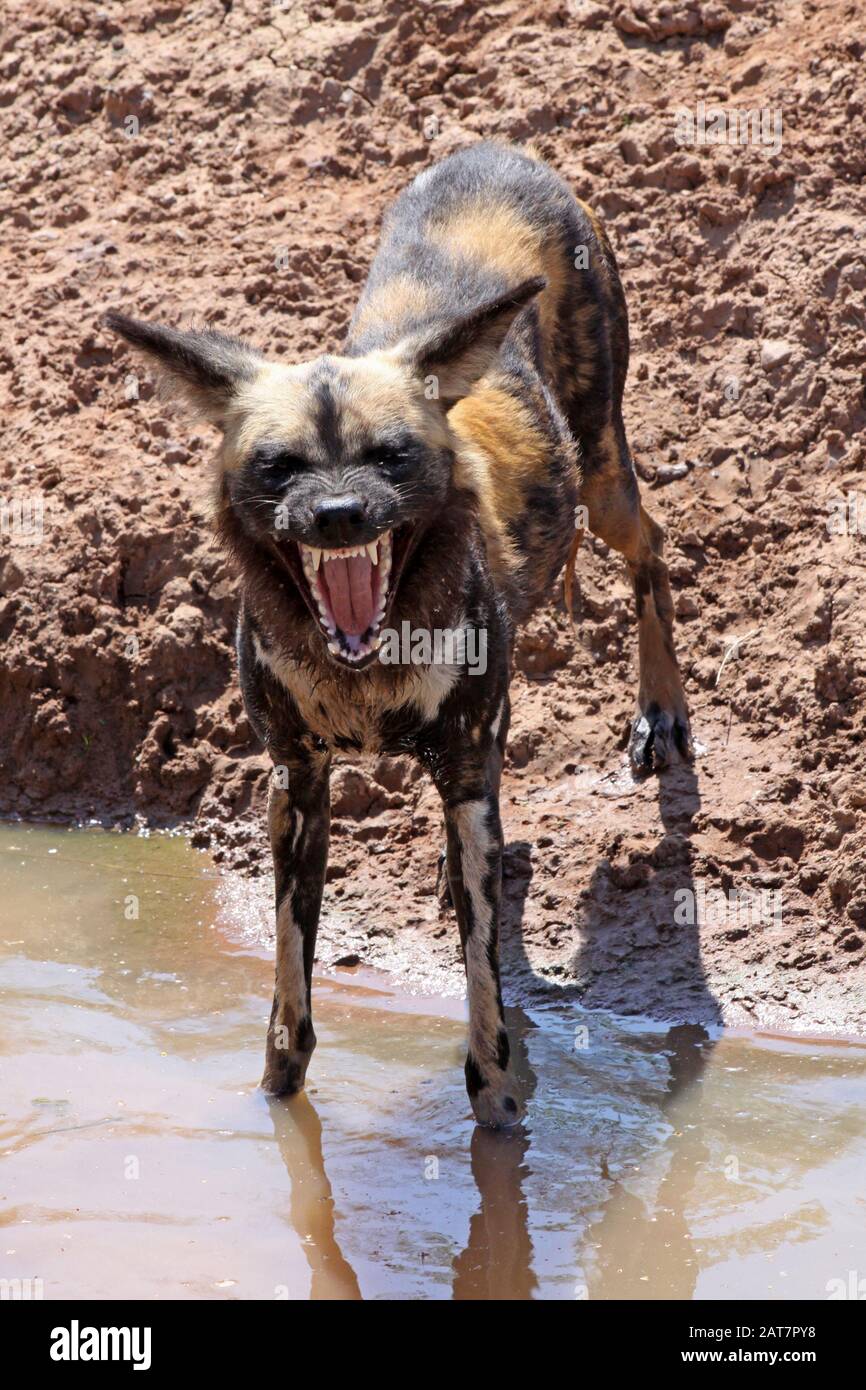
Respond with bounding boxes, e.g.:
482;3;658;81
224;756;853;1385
436;742;520;1129
261;749;331;1096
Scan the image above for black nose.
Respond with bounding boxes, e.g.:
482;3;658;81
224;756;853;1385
313;496;368;546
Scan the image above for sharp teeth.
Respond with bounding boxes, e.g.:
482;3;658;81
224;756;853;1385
300;545;323;572
366;541;378;564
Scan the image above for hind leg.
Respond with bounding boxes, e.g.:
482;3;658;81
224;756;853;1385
580;419;692;771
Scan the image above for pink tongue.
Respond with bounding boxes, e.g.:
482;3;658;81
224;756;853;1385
321;553;375;636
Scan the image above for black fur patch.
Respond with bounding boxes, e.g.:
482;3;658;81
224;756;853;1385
464;1053;487;1097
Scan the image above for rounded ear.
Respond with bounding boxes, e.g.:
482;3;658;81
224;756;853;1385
391;276;546;406
104;312;262;427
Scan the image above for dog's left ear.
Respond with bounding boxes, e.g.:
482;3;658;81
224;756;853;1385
395;276;546;406
105;312;262;428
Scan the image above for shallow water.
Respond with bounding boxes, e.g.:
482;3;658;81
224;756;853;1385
2;824;865;1301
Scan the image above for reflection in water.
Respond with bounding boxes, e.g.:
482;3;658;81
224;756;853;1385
452;1125;535;1299
2;825;866;1301
452;1010;538;1300
267;1095;361;1301
583;1024;712;1301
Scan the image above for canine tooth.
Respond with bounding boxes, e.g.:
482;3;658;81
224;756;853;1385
366;541;378;564
328;641;340;655
311;548;322;571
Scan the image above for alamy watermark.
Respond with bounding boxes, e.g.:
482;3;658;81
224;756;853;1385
674;102;783;157
0;1277;44;1300
1;493;44;546
50;1322;151;1370
378;621;487;675
827;492;866;536
674;880;783;930
826;1270;866;1300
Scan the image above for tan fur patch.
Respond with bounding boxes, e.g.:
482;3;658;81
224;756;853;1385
450;386;549;513
351;274;433;335
223;362;313;470
448;386;554;586
427;201;568;366
338;352;452;456
580;421;640;556
221;352;452;472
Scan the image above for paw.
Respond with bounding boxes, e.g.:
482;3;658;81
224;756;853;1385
470;1080;523;1129
261;1020;316;1096
629;700;693;773
261;1050;312;1096
465;1053;522;1129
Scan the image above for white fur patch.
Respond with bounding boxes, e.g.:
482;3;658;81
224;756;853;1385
252;628;464;751
489;697;505;745
407;653;460;722
451;797;501;1060
274;892;307;1022
453;798;494;911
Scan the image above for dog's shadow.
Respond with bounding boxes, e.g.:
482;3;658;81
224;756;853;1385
502;760;719;1026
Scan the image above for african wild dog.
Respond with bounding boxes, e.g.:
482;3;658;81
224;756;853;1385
107;141;692;1128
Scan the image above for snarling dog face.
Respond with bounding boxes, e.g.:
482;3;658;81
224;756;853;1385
106;277;541;670
224;351;452;669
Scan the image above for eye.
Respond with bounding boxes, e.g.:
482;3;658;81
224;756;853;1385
250;447;305;481
364;443;411;471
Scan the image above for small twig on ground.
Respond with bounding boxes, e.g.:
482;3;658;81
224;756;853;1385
715;627;760;689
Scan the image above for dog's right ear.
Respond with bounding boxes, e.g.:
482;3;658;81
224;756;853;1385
105;312;262;428
392;276;546;407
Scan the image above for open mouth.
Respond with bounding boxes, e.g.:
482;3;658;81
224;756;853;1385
296;528;408;665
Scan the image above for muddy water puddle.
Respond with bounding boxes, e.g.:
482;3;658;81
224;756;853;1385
2;824;865;1301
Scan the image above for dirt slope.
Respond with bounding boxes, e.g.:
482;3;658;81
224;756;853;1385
1;0;865;1030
